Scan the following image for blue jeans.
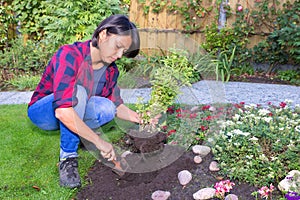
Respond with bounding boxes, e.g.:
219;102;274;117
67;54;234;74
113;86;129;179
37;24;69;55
28;85;116;159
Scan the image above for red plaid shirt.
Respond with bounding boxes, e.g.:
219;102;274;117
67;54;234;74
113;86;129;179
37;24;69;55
28;40;123;110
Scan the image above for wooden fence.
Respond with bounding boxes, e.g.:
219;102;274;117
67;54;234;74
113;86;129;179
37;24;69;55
129;0;291;54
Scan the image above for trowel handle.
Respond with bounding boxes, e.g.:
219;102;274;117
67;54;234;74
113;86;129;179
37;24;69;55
112;160;122;170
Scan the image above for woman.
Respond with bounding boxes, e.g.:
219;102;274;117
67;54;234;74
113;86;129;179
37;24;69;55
28;15;141;188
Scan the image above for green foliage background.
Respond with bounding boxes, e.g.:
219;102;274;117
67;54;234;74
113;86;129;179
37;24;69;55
12;0;126;49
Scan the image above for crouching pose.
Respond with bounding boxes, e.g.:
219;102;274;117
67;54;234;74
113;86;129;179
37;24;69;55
28;15;141;188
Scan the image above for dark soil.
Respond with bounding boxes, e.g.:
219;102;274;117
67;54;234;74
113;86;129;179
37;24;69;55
76;150;261;200
128;130;167;153
75;131;283;200
230;73;293;85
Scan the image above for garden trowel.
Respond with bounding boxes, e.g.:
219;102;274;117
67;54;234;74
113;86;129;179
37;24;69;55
99;155;130;177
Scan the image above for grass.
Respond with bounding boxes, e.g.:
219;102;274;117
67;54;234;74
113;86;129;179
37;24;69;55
0;104;131;200
5;75;41;91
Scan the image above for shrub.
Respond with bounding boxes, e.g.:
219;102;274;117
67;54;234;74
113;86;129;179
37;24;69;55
0;4;17;49
252;0;300;73
0;36;54;76
12;0;126;48
136;49;196;130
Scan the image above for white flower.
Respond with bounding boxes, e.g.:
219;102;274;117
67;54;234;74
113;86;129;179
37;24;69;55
234;142;240;146
258;108;271;116
249;136;258;141
250;103;257;108
233;114;240;121
262;117;273;123
292;113;299;119
232;129;250;136
295;125;300;133
244;105;252;110
284;99;293;104
271;156;278;161
227;131;234;137
259;154;269;162
247;114;256;119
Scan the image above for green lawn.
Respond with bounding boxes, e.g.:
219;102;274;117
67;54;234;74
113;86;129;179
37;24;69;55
0;104;121;199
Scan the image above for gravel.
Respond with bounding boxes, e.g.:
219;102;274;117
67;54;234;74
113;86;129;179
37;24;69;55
1;81;299;107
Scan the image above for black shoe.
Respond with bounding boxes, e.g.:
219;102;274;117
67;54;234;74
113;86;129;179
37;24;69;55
59;157;81;188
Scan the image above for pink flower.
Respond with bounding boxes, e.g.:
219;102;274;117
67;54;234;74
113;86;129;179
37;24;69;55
167;106;175;114
203;115;213;121
258;184;274;199
268;112;273;117
214;180;235;198
237;5;243;12
234;103;243;109
175;108;182;113
201;105;211;110
189;113;197;119
176;113;183;118
200;125;208;131
161;125;168;131
167;129;176;136
280;102;287;108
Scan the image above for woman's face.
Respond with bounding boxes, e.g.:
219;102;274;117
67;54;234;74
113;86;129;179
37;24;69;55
98;30;132;65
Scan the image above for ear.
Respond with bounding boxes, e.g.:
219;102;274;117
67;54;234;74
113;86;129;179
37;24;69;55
98;29;108;42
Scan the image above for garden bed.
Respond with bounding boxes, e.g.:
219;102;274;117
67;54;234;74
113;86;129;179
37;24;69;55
75;100;300;200
76;150;266;200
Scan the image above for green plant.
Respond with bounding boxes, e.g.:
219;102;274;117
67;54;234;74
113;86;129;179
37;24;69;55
5;74;40;91
252;0;300;73
161;104;214;148
202;21;252;72
0;36;54;75
212;101;300;186
115;59;138;89
12;0;46;39
212;46;236;82
231;65;255;76
42;0;125;48
0;4;17;49
136;49;194;130
12;0;125;48
276;70;300;85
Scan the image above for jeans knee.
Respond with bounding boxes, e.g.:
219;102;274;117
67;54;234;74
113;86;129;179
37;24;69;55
84;97;116;129
74;85;88;119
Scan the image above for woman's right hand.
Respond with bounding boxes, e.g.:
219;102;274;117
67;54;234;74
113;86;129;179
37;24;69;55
96;139;116;161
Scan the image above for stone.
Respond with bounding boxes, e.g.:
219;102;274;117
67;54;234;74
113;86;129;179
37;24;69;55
178;170;192;186
209;161;220;172
194;155;202;164
121;150;132;158
278;170;300;192
193;188;216;200
151;190;171;200
192;145;211;157
225;194;239;200
190;106;199;112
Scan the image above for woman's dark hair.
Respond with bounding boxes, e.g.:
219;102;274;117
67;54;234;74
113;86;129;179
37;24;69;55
92;14;140;58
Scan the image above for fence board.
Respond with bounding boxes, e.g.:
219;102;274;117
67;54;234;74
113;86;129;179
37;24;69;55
129;0;293;54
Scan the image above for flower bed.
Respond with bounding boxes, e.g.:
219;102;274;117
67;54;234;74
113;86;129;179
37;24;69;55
161;100;300;198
